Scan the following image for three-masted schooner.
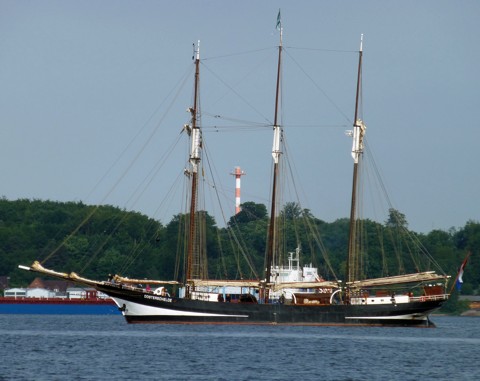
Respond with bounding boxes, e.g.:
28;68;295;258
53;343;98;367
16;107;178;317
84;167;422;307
20;22;450;326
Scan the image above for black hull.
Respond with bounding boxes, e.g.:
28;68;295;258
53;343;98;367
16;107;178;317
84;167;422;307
97;284;444;327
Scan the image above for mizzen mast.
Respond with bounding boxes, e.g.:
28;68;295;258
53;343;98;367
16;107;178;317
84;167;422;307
265;11;283;302
185;40;201;298
346;35;367;286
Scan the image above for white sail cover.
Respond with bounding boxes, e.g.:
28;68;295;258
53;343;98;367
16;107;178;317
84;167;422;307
347;271;448;288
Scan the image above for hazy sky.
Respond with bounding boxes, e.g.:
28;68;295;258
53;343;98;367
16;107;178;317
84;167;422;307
1;0;478;233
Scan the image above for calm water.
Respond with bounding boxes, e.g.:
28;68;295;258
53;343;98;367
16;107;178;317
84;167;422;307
0;315;478;381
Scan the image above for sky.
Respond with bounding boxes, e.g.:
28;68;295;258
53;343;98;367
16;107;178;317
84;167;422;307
0;0;479;234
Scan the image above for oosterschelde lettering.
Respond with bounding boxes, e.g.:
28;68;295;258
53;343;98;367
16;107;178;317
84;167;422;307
144;294;172;303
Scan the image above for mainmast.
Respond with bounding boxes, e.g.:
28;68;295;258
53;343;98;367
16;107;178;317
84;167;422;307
265;11;283;302
185;40;201;299
346;35;366;286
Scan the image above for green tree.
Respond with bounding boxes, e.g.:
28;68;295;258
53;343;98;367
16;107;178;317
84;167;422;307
228;202;267;226
385;208;408;229
280;202;302;220
439;290;470;315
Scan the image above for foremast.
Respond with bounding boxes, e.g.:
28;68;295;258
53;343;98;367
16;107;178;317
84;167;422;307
185;41;202;299
346;35;366;287
265;13;283;302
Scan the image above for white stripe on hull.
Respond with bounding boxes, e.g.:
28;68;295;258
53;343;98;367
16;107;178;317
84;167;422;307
112;297;248;318
345;313;427;321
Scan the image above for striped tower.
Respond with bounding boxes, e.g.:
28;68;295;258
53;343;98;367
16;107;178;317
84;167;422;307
231;167;246;214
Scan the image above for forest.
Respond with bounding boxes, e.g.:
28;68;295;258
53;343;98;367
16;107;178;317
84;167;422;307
0;198;478;300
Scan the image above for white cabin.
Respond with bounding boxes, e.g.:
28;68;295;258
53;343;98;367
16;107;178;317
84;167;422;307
3;288;27;298
270;248;323;301
26;287;56;298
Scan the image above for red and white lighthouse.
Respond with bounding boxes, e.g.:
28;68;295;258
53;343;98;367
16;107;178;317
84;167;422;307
231;166;246;214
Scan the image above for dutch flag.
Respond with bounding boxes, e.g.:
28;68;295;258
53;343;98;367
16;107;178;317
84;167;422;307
455;253;470;291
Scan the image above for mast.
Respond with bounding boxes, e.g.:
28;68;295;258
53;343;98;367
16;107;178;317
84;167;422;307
185;40;201;299
265;11;283;302
346;35;366;286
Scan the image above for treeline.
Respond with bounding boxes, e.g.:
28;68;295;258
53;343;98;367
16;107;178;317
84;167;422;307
0;198;478;296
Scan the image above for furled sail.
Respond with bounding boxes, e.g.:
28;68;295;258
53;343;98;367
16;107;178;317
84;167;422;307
347;271;449;288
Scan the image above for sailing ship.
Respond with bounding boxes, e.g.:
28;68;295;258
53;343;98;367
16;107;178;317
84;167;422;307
19;24;450;326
